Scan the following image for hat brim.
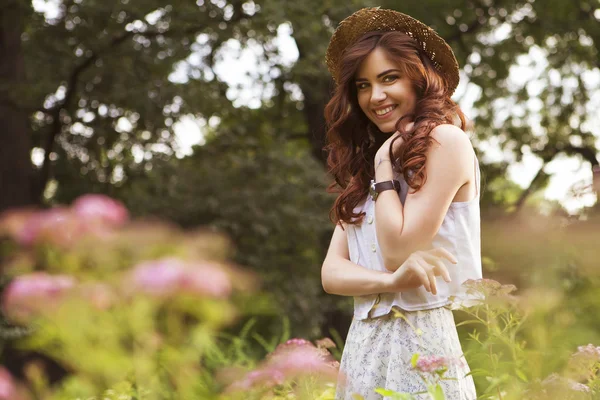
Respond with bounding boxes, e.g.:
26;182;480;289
325;7;460;94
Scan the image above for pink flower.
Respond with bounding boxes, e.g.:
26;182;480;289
182;262;232;298
2;273;76;322
462;278;517;297
285;338;311;346
227;368;285;391
574;344;600;360
0;209;37;240
413;355;463;374
80;283;115;310
0;367;16;400
129;258;232;299
16;207;81;247
267;339;339;379
72;194;129;226
542;373;590;393
130;258;188;297
227;338;339;392
566;343;600;380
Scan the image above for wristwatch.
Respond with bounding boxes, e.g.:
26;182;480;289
369;179;401;201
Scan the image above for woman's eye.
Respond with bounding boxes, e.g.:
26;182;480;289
356;83;368;90
383;75;398;83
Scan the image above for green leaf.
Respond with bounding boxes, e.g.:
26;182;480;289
515;368;528;383
375;388;398;396
374;388;414;399
430;384;446;400
411;353;420;368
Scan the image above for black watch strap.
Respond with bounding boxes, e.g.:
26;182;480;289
369;179;400;201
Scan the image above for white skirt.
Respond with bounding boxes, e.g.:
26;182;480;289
335;306;477;400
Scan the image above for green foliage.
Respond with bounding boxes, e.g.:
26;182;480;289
6;0;596;208
116;104;338;337
0;198;255;399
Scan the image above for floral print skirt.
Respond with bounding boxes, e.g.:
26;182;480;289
335;306;477;400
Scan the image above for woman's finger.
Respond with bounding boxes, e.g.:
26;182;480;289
411;263;431;292
428;256;452;283
426;247;457;264
417;259;436;295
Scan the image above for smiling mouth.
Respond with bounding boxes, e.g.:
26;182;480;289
373;105;397;118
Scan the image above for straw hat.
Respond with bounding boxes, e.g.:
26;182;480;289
325;7;460;94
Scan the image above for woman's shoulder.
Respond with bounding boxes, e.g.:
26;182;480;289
429;123;473;154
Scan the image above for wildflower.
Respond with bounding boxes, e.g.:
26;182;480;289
227;368;285;391
574;344;600;360
72;194;129;226
0;367;16;400
129;258;232;299
285;338;311;346
129;258;188;297
2;273;76;322
80;282;116;310
566;343;600;381
413;355;463;374
462;278;517;297
267;339;339;379
15;207;81;247
0;209;37;240
181;261;232;298
227;339;339;392
541;373;590;393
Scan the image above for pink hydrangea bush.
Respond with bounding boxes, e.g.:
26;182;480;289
0;367;17;400
128;257;232;299
0;193;251;399
0;194;128;248
226;338;339;394
71;194;129;226
2;272;76;323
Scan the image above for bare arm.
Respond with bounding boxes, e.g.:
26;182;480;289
321;223;455;296
321;224;392;296
374;124;475;271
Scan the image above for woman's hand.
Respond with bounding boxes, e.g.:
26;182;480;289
375;132;402;164
384;248;455;295
374;122;414;164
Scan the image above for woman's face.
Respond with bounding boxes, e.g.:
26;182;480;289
354;47;417;134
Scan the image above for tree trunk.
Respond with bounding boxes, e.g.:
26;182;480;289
301;80;331;165
0;3;33;212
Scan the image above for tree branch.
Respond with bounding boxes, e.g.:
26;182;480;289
512;142;600;213
35;4;251;200
562;144;600;167
513;162;550;212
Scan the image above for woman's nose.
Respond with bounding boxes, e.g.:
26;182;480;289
370;85;387;103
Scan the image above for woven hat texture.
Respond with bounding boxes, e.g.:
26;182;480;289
326;7;460;94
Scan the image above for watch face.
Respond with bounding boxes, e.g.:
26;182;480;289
369;180;377;200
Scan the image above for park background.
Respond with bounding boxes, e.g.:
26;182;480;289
1;0;600;399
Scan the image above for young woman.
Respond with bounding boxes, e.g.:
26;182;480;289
321;8;481;400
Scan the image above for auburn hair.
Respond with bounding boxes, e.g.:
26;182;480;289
324;31;467;227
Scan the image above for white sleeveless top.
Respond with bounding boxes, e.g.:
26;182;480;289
346;157;483;320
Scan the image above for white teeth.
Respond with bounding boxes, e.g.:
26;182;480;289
375;106;396;115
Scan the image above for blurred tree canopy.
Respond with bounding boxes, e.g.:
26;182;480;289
1;0;599;211
1;0;599;335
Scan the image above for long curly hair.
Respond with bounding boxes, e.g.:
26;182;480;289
324;31;467;226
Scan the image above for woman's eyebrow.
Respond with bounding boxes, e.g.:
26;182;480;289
355;69;402;82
